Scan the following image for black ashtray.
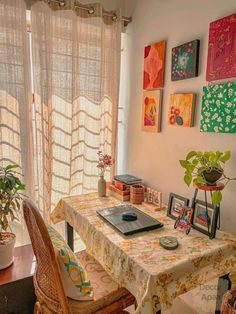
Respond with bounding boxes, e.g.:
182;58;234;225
122;212;138;221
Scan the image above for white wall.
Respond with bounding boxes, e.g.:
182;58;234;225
125;0;236;233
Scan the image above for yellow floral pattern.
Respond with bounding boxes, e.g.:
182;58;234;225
51;193;236;314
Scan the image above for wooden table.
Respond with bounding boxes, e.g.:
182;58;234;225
51;193;236;314
0;244;36;314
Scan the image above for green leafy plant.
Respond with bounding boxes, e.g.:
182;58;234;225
179;151;235;206
0;165;25;240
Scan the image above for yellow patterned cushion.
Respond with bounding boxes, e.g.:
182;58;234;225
47;226;93;301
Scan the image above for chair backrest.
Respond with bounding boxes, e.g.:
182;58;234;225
23;199;70;314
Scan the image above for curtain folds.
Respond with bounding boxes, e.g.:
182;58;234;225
0;0;34;245
0;0;34;198
31;2;121;217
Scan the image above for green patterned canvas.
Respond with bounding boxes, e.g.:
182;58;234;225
200;82;236;133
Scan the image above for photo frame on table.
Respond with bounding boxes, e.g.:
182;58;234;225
146;188;163;209
192;199;219;239
153;191;162;207
167;193;189;219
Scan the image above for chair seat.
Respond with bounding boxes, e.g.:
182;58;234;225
68;250;133;314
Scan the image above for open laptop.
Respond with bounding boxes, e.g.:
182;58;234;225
97;204;163;236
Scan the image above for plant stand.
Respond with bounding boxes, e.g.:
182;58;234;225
191;183;225;239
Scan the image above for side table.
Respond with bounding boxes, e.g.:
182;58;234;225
0;244;36;314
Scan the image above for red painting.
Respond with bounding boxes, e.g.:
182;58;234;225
206;13;236;81
143;41;166;89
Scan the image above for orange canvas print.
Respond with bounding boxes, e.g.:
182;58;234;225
143;41;166;89
168;93;195;127
142;90;162;132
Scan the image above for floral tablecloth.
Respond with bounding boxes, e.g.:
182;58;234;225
51;193;236;314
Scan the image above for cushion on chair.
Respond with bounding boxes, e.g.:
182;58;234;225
68;250;130;314
47;226;93;301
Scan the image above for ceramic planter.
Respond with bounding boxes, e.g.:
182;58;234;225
0;232;16;270
202;169;223;185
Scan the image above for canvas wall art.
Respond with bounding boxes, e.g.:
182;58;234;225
142;90;162;132
168;93;196;127
143;41;166;89
171;40;200;81
200;82;236;134
206;13;236;81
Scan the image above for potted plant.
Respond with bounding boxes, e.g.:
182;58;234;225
97;151;113;197
0;165;25;270
179;150;235;206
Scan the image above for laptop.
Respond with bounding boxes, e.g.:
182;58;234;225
97;204;163;236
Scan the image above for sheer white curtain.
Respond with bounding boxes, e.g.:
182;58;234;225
0;0;34;245
30;1;121;218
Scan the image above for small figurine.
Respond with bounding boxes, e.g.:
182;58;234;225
174;206;193;235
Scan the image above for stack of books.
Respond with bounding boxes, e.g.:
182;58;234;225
109;174;142;201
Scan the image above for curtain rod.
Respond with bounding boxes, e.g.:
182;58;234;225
47;0;132;26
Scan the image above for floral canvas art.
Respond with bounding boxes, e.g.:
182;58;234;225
168;93;196;127
143;41;166;89
200;82;236;133
206;13;236;81
142;90;162;132
171;40;200;81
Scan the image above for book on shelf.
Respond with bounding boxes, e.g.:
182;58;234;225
113;174;142;185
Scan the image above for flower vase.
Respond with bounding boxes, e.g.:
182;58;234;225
98;175;106;197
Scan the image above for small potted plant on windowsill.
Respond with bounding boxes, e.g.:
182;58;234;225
180;150;236;206
0;165;25;270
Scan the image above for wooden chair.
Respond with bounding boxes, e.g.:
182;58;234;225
22;199;136;314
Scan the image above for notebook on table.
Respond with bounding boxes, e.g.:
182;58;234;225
97;204;163;236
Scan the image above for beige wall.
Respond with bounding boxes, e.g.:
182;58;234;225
125;0;236;233
79;0;136;16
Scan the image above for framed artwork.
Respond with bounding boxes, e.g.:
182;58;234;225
142;90;162;132
192;199;219;239
167;193;189;219
200;82;236;134
168;93;196;127
206;13;236;81
171;39;200;81
143;41;166;89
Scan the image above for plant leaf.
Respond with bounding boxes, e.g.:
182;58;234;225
212;191;222;207
220;151;231;162
186;151;197;160
179;160;190;168
193;176;206;185
5;165;19;171
184;174;192;186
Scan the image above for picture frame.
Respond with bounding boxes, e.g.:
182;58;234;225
152;191;162;208
146;188;163;209
192;199;219;239
167;193;189;219
206;13;236;81
142;90;162;133
146;188;154;203
171;39;200;81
